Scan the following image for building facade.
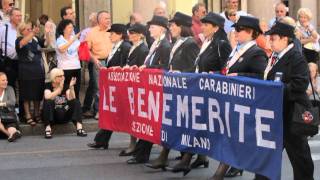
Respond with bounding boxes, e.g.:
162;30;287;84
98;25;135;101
14;0;320;31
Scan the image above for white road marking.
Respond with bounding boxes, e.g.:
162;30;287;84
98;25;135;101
311;153;320;161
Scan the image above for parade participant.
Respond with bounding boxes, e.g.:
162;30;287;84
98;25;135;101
126;15;171;164
210;16;267;179
253;21;315;180
144;12;199;170
117;23;149;156
87;24;131;150
169;12;231;176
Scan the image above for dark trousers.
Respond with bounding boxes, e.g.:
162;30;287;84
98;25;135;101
94;129;113;144
63;69;81;99
82;62;98;112
42;99;82;126
255;131;314;180
134;139;153;162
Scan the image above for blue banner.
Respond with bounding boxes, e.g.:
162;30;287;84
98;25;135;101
161;72;283;180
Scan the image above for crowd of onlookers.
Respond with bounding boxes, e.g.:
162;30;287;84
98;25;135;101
0;0;319;179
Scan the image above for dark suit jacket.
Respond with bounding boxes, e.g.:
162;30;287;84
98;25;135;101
197;29;232;73
127;43;149;66
169;37;199;72
228;45;268;79
106;41;131;68
147;38;171;70
267;47;310;126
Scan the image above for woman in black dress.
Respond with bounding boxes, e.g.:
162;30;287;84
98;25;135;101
15;22;45;126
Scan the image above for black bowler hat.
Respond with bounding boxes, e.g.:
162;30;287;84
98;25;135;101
128;23;147;36
265;22;295;38
107;24;127;34
200;12;225;28
232;16;262;33
169;12;192;27
147;15;168;29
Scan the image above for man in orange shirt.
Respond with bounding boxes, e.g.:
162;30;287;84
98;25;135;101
83;10;112;119
191;3;207;47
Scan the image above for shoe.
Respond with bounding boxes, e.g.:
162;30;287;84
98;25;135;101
87;142;108;149
34;115;42;123
190;158;209;169
76;129;87;137
8;131;22;142
26;117;36;126
94;113;99;120
224;167;243;177
44;130;52;139
119;149;136;156
82;111;94;118
127;158;146;164
144;161;168;171
168;163;191;176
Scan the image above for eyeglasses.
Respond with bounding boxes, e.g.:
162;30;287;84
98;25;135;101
9;3;15;7
235;26;246;32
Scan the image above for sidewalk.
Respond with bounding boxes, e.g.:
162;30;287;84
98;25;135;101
20;67;99;136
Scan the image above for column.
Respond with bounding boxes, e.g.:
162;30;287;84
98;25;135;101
247;0;280;23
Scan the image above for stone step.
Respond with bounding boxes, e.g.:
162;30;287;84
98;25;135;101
19;119;99;136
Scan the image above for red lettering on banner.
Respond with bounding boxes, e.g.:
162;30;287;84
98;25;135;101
99;68;163;144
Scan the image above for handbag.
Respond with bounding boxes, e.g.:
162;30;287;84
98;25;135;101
78;41;90;62
0;107;17;124
291;77;320;136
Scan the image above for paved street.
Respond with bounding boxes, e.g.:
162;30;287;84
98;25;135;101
0;132;319;180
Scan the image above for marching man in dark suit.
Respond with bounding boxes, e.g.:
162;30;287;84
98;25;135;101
254;22;314;180
127;15;171;164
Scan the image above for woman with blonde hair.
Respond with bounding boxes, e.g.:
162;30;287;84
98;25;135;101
296;8;320;63
15;22;45;126
42;68;86;138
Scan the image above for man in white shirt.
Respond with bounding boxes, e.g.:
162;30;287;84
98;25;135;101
220;0;247;34
0;8;21;88
268;2;288;28
0;0;14;26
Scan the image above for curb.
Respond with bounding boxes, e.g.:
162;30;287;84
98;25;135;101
19;119;99;136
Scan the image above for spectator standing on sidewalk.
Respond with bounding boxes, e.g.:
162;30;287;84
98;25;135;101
15;22;45;126
84;10;112;119
55;19;81;99
191;2;207;47
0;0;14;25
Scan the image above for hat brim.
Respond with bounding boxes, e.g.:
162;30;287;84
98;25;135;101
232;23;263;33
147;21;168;29
200;19;219;26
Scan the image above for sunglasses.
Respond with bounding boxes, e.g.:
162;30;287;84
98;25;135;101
56;75;64;78
235;26;246;32
9;3;15;7
228;13;236;17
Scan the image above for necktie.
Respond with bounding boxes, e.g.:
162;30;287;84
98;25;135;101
144;40;159;66
271;53;279;66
